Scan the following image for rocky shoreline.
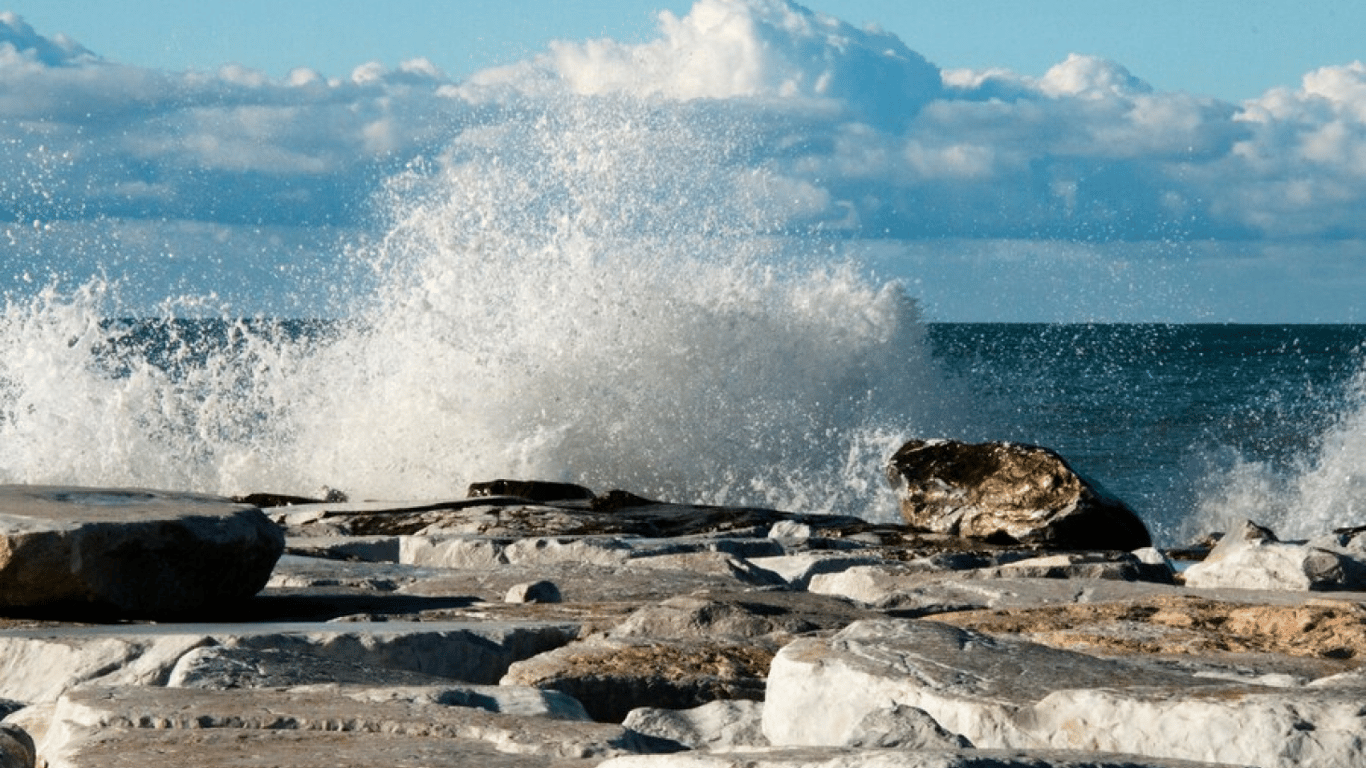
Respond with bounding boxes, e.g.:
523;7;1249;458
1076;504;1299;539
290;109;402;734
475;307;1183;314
3;443;1366;768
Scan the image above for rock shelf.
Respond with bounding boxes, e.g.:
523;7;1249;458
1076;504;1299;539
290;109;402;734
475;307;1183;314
4;483;1366;767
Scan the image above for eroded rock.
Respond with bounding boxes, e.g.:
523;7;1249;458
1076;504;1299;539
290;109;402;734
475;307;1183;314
764;618;1366;767
622;700;767;750
502;637;772;723
40;685;676;768
886;440;1150;550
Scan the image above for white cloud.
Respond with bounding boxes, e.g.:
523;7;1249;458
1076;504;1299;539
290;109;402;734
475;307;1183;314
3;2;1366;317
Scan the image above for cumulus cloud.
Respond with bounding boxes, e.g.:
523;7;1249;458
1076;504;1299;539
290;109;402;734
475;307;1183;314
3;2;1366;318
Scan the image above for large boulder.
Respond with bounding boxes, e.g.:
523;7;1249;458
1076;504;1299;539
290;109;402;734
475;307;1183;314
885;440;1150;550
0;486;284;618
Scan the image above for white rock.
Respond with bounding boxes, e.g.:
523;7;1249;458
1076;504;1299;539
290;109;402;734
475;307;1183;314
763;618;1366;768
505;580;562;604
622;700;767;750
596;748;1240;768
502;537;635;566
767;520;812;546
401;535;507;569
0;633;211;703
745;553;885;589
1183;520;1364;591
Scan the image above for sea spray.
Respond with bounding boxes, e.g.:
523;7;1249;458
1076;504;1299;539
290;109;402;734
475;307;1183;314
1194;364;1366;540
285;96;959;513
0;95;961;519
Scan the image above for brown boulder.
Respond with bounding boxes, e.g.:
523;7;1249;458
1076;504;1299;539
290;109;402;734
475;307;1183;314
885;439;1150;550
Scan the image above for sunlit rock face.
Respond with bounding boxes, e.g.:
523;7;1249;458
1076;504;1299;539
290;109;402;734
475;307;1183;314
886;439;1151;551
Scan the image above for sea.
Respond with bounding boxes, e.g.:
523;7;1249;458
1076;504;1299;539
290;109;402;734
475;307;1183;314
2;98;1364;548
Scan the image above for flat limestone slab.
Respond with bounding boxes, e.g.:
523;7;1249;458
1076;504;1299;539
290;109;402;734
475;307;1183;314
764;618;1366;768
42;685;672;768
0;486;283;617
0;619;577;703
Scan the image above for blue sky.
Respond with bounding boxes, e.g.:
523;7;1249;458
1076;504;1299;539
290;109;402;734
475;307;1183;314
4;0;1366;321
15;0;1365;101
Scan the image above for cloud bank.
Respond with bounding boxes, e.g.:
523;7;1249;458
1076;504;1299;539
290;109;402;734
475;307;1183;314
3;0;1366;319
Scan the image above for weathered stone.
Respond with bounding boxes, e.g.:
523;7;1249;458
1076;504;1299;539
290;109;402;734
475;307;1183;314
1183;519;1366;591
596;749;1257;768
274;498;878;541
166;645;462;689
55;729;577;768
607;590;875;641
621;552;785;588
0;620;576;703
934;594;1366;678
622;700;767;750
0;486;284;618
764;618;1366;767
885;440;1150;550
808;565;1188;615
40;685;675;768
321;683;593;721
502;637;772;723
843;704;972;750
767;520;812;546
966;552;1174;583
746;552;888;589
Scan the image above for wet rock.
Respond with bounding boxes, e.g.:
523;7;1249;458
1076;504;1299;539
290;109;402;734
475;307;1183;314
764;618;1366;767
886;440;1150;550
622;700;767;750
0;486;284;618
467;479;595;503
1183;519;1366;591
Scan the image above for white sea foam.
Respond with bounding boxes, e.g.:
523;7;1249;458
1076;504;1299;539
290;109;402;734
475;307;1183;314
1194;368;1366;540
0;95;958;519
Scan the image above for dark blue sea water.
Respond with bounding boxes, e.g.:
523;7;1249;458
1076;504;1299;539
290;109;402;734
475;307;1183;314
927;323;1366;543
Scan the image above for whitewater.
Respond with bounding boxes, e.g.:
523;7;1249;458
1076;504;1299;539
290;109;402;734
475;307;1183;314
2;0;1365;547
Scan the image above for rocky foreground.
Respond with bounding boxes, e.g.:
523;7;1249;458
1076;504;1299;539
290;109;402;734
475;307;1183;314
3;443;1366;768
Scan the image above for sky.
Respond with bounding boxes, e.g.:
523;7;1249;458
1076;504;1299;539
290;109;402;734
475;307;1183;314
14;1;1366;102
3;0;1366;321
